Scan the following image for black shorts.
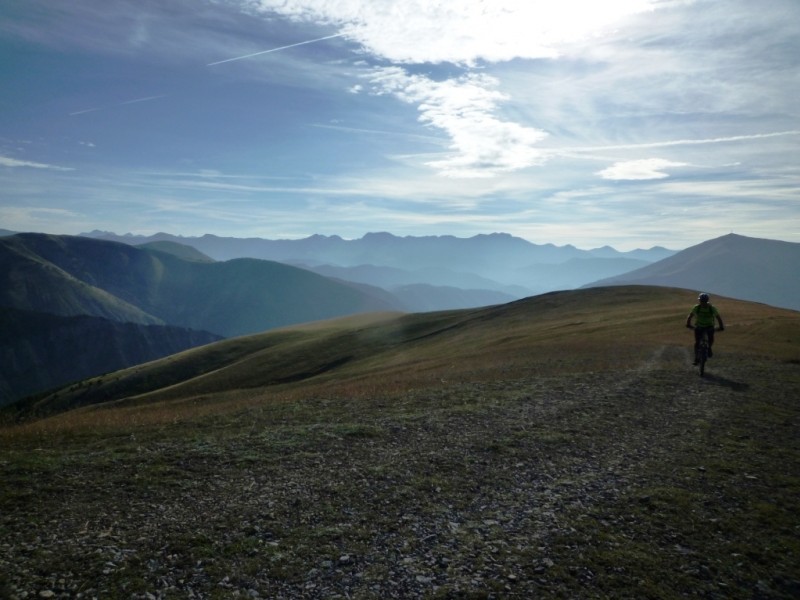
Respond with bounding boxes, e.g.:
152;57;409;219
694;326;715;346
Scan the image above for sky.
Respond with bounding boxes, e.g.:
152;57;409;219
1;0;799;251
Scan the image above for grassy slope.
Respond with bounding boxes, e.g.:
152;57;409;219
1;286;799;598
8;286;796;423
0;308;221;407
0;236;164;325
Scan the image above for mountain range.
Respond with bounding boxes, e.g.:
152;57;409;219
82;230;674;296
0;233;398;337
80;229;798;311
1;229;797;407
0;233;399;405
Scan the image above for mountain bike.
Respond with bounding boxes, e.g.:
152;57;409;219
691;326;720;377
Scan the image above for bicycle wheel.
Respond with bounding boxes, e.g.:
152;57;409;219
698;332;709;376
699;346;707;376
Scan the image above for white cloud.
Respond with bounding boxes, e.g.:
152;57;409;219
367;68;548;177
596;158;688;180
241;0;665;177
247;0;658;64
0;155;74;171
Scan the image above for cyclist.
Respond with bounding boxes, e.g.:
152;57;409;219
686;293;725;364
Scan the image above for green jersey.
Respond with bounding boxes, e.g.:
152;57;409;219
690;303;719;328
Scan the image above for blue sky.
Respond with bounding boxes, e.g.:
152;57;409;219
1;0;798;250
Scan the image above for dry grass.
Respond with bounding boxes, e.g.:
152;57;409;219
2;286;797;440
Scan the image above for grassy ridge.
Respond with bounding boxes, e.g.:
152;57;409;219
4;286;797;431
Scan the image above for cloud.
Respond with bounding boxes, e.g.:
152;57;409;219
241;0;664;177
367;68;548;177
596;158;688;180
247;0;658;64
0;155;74;171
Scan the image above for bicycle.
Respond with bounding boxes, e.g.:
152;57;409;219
691;326;721;377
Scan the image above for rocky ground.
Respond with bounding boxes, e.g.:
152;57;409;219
1;344;799;598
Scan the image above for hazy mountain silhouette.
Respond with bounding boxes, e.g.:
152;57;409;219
307;264;527;302
83;230;674;295
587;234;800;310
515;257;650;291
0;307;221;407
1;233;402;337
138;240;215;262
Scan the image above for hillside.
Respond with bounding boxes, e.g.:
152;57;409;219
0;234;164;325
1;286;799;598
0;308;221;406
0;233;402;337
588;233;800;310
8;286;798;420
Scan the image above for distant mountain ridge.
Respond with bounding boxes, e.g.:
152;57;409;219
84;230;674;264
587;234;800;311
0;233;400;337
83;230;675;295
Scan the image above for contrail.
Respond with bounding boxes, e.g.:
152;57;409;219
120;95;167;105
207;32;346;66
69;107;101;116
69;32;345;116
69;95;167;116
561;130;800;153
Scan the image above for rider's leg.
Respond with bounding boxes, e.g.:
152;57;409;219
707;327;715;357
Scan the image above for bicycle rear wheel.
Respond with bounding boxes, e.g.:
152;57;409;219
699;348;707;376
698;333;709;376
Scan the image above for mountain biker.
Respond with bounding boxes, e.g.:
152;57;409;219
686;293;725;364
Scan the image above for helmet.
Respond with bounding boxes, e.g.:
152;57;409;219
698;293;710;302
